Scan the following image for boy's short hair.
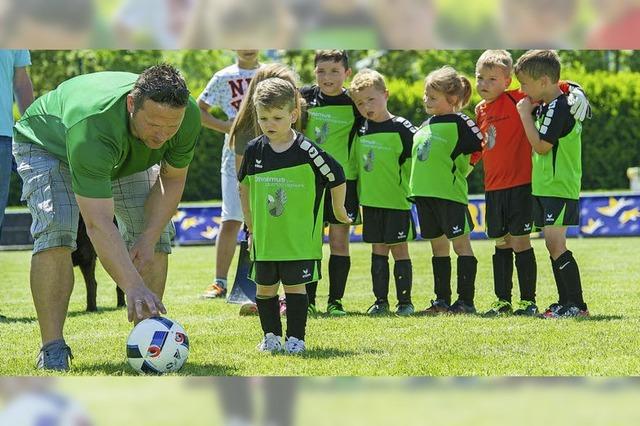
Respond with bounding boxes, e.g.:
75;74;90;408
514;50;561;83
349;68;387;94
253;77;297;111
314;50;349;69
476;50;513;76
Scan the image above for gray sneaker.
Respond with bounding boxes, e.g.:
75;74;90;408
395;303;415;317
36;339;73;371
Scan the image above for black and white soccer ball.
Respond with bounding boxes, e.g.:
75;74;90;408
126;317;189;374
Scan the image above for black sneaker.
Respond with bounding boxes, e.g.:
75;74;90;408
448;299;476;315
367;301;390;316
539;302;563;318
513;300;539;316
554;304;590;318
420;299;450;316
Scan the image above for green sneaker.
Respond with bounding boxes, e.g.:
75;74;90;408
366;301;390;316
307;303;318;316
327;300;347;316
395;303;415;317
513;300;539;316
482;299;512;317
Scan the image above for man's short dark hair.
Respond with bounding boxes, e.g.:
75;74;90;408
130;64;190;111
314;50;349;70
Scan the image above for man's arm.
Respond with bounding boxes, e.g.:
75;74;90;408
13;67;34;114
129;161;188;273
517;98;554;155
75;195;166;321
197;99;233;134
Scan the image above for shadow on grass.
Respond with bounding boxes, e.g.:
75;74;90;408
575;314;624;321
67;306;125;318
78;361;239;376
0;315;36;324
269;347;381;360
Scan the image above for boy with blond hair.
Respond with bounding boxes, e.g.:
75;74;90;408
239;77;350;353
474;49;589;317
349;69;416;316
514;49;588;318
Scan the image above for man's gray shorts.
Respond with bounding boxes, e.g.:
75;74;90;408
13;142;175;254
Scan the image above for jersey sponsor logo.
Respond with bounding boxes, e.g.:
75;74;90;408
267;188;287;217
363;148;375;172
546;213;555;223
315;122;329;144
452;225;462;234
485;124;497;150
397;230;406;239
302;268;311;279
524;223;532;232
417;140;431;161
255;159;263;169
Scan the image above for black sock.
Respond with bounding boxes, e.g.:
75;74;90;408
394;259;413;305
371;253;389;304
328;255;350;303
457;256;478;306
432;256;452;305
256;295;282;337
285;293;308;341
492;247;514;302
554;251;587;310
515;248;537;303
550;256;568;305
306;281;318;306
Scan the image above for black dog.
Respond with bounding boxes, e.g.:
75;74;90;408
73;216;126;312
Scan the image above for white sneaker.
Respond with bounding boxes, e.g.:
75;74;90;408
257;333;283;353
284;336;305;354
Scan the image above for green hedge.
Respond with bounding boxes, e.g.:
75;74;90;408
7;52;640;205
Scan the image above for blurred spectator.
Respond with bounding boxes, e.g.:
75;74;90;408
113;0;195;49
0;0;96;48
181;0;295;48
587;0;640;48
498;0;579;48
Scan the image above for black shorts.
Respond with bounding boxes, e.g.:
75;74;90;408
533;196;579;228
485;184;534;239
324;179;360;225
250;259;321;286
414;197;474;240
362;206;416;244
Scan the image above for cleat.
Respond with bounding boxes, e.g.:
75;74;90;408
201;281;227;299
482;299;512;317
448;299;477;315
549;304;590;318
257;333;283;353
327;300;347;316
284;336;306;354
366;301;390;316
539;303;563;318
420;299;450;316
395;303;415;317
513;300;539;317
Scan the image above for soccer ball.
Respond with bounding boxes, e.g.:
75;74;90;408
126;316;189;374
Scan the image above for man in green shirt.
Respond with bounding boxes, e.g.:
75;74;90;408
13;64;201;370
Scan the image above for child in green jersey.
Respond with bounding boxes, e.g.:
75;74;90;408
349;69;417;317
514;50;589;318
409;66;484;315
300;50;361;317
238;77;350;354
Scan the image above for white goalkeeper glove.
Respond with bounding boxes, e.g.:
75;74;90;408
567;83;591;121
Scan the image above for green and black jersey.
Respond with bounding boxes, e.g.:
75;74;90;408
300;85;361;179
238;132;346;261
409;113;483;205
352;116;416;210
533;94;582;200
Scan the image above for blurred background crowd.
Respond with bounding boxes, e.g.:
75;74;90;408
0;0;639;49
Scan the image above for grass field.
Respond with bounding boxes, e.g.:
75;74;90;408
1;238;639;376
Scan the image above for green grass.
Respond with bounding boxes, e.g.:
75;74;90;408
1;238;639;376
